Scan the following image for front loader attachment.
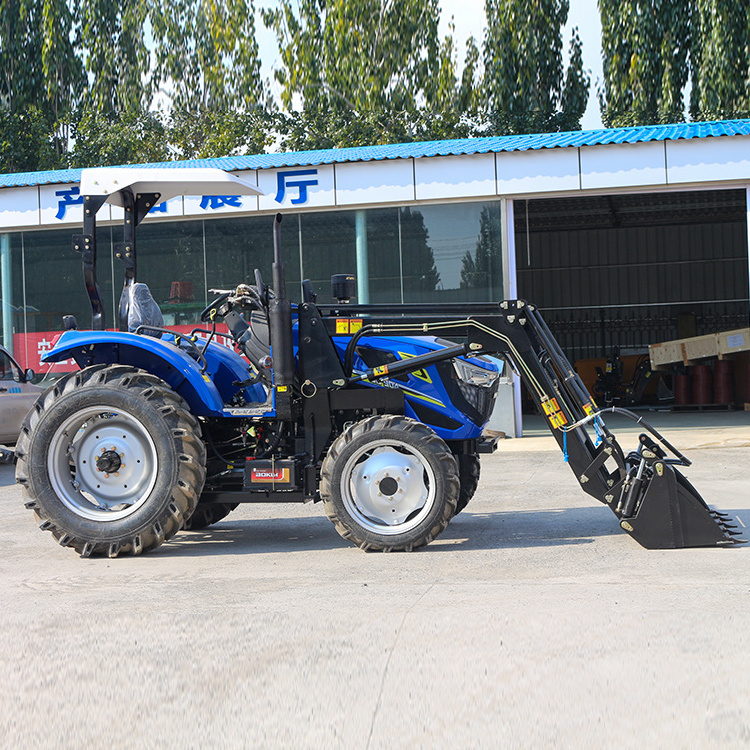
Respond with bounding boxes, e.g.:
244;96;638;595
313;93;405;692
317;299;745;550
623;461;742;549
515;304;745;550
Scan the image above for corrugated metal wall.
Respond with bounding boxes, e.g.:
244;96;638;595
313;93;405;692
515;189;749;363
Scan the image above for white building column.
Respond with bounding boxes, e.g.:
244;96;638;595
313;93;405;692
485;198;523;438
355;210;369;303
1;233;12;355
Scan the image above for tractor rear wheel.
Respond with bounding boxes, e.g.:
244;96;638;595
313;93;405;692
16;365;205;557
454;452;481;516
320;415;459;551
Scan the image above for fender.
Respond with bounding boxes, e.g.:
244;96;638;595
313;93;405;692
42;330;263;416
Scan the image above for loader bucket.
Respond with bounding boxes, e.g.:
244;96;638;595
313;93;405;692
618;462;744;549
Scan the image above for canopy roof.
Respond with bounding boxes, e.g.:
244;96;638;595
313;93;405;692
79;167;264;206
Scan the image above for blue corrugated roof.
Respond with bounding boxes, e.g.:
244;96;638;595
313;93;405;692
2;119;750;189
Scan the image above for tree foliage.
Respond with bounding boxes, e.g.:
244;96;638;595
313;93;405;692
151;0;265;112
6;0;750;176
262;0;456;113
77;0;151;113
0;108;59;172
598;0;691;126
599;0;750;125
690;0;750;120
1;0;44;113
483;0;590;133
68;109;170;167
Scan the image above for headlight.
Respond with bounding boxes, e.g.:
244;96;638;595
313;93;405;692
452;359;500;388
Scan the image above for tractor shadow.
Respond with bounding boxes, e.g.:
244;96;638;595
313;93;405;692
438;505;622;550
156;503;624;557
159;514;350;557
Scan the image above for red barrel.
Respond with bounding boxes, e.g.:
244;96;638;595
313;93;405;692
692;364;712;405
713;359;734;405
674;373;691;405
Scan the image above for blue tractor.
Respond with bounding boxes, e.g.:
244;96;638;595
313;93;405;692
16;168;742;557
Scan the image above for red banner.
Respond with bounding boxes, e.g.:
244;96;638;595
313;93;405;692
12;324;234;375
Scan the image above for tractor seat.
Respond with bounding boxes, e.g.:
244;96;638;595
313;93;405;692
124;283;164;334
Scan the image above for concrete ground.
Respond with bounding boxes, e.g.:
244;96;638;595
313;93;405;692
1;412;749;749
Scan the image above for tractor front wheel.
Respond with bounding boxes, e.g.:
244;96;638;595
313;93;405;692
320;415;459;551
16;365;205;557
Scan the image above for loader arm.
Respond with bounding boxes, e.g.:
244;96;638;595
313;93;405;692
319;300;743;549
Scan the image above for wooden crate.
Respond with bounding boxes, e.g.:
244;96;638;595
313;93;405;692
650;328;750;370
681;333;720;363
717;328;750;356
649;340;686;370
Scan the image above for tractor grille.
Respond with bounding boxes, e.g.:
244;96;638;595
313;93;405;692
437;361;500;427
456;378;499;423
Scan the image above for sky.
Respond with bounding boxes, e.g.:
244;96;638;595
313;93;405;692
255;0;605;130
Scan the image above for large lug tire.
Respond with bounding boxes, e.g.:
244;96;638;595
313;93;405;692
320;415;459;551
15;365;206;557
184;502;238;530
454;452;481;516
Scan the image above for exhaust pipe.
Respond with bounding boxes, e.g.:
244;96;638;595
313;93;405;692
269;213;294;420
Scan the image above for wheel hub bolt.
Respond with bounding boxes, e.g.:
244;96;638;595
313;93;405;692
96;450;122;474
378;476;399;496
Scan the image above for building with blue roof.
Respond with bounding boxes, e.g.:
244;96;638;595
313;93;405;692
1;120;749;431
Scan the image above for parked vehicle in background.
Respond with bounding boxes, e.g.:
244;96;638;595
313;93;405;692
0;346;43;444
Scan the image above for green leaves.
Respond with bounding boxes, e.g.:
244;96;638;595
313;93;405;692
483;0;590;134
599;0;691;126
6;0;749;175
691;0;750;120
264;0;454;114
599;0;750;126
151;0;265;112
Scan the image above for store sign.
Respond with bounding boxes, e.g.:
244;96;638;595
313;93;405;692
54;186;84;220
13;331;75;373
274;169;319;204
258;165;333;210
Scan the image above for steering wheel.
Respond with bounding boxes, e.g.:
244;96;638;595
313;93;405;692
200;292;232;323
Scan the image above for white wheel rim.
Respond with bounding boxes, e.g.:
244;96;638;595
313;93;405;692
340;438;437;535
47;406;159;521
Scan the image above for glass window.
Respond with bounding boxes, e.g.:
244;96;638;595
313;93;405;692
365;208;402;303
403;202;504;303
2;197;508;353
21;227;115;333
0;350;16;380
1;232;24;347
299;211;356;303
204;214;300;299
134;219;205;326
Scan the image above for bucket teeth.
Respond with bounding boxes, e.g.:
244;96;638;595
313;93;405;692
702;503;745;543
